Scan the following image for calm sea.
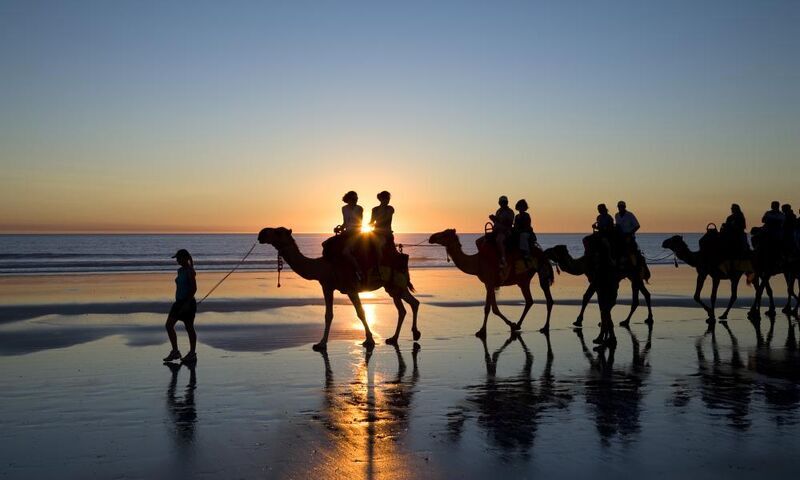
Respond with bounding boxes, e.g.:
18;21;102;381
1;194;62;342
0;233;699;275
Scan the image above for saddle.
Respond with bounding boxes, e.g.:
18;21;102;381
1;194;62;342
475;233;545;274
321;233;410;289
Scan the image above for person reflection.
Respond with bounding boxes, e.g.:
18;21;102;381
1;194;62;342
576;327;646;447
165;362;197;448
447;334;571;459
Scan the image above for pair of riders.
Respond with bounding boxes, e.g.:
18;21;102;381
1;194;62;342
489;196;536;269
338;190;395;282
758;201;799;257
593;201;640;266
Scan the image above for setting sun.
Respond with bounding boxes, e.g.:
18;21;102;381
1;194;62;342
361;220;373;233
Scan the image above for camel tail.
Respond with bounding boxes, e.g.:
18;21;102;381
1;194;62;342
407;281;416;293
642;264;651;284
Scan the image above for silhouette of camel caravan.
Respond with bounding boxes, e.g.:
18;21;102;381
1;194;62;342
321;232;411;291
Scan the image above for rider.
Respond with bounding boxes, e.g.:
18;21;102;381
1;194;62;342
513;199;534;259
722;203;748;258
489;195;514;269
761;201;785;245
369;190;395;264
782;204;797;255
614;200;640;258
340;191;364;281
595;203;614;234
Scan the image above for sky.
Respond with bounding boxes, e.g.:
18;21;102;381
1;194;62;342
1;0;798;233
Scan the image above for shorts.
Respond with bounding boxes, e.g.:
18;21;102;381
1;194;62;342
169;298;197;322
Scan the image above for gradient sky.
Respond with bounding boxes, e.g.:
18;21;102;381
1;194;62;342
1;0;798;233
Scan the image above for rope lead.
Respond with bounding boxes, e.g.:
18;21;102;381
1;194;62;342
277;254;284;288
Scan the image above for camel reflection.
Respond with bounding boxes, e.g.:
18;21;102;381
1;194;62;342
447;334;572;459
302;344;421;479
747;317;800;424
672;323;754;430
165;362;197;448
575;325;651;447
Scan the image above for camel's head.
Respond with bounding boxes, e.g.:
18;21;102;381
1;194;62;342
543;245;570;262
661;235;684;251
258;227;294;249
429;229;458;247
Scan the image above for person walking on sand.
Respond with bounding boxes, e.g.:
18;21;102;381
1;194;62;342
163;249;198;363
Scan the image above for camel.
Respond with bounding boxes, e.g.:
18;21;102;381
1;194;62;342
542;242;620;346
257;227;420;350
427;229;554;337
661;235;755;323
547;244;653;327
748;228;800;320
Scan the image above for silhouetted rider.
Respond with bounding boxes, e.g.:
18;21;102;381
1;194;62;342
340;191;363;282
722;203;749;258
761;201;784;245
513;199;534;259
369;190;395;265
615;200;640;256
489;195;514;269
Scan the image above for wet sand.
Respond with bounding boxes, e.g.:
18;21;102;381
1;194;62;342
1;267;798;479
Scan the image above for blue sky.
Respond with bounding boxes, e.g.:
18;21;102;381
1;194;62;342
1;1;798;232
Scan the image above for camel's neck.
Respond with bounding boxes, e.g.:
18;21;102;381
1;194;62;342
277;242;323;281
670;242;698;268
446;241;480;276
556;254;586;276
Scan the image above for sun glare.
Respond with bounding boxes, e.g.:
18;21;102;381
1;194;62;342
361;220;373;233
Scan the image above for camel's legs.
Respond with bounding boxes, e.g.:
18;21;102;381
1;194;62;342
477;287;492;338
348;291;375;348
762;276;776;317
782;272;795;314
515;281;534;331
640;281;654;323
401;288;421;341
619;280;640;327
539;274;554;333
709;277;720;321
488;288;515;331
385;295;406;345
692;273;713;319
575;284;595;327
719;274;740;320
750;275;765;320
313;286;335;351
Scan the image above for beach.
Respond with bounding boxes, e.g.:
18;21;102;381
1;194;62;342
1;265;798;479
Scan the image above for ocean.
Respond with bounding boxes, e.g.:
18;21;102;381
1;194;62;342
0;232;699;275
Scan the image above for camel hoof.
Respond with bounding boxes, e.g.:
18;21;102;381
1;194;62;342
312;343;327;352
539;326;549;334
719;319;728;325
572;322;583;329
719;313;728;320
619;320;630;328
362;338;376;350
705;317;716;325
747;310;760;321
412;329;421;342
385;337;398;346
644;317;654;325
510;323;521;332
475;329;487;339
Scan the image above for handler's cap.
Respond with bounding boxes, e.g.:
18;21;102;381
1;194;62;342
171;248;190;259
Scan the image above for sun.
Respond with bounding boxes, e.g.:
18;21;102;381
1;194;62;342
361;219;373;233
